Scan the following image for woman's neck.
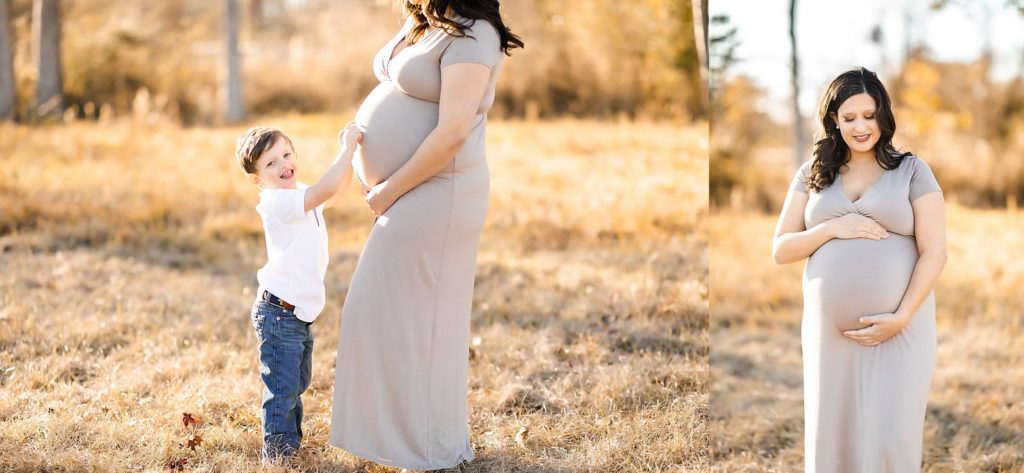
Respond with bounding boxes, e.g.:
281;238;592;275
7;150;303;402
848;149;875;165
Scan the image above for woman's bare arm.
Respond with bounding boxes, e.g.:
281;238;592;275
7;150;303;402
895;192;947;319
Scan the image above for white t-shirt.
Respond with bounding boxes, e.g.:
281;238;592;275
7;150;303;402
255;182;329;322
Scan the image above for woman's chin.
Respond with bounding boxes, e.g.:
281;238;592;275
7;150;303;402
847;142;876;154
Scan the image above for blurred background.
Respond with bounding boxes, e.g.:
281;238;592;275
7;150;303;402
712;0;1024;210
0;0;706;124
710;1;1024;471
0;1;710;472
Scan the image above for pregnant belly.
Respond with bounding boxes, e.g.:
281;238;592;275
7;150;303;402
803;234;919;332
352;82;438;187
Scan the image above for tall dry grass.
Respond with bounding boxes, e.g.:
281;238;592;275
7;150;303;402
0;116;708;472
710;209;1024;472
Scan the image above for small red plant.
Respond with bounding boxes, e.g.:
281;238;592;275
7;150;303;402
182;412;200;428
165;458;187;470
166;412;204;470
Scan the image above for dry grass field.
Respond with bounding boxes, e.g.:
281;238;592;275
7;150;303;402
710;208;1024;472
0;117;708;472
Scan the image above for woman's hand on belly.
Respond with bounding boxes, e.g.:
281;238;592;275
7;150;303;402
825;213;889;240
365;180;400;217
841;311;912;346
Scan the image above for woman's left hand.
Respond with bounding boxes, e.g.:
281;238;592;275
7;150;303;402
365;181;399;217
842;312;911;347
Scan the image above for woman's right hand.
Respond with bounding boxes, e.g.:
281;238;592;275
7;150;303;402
826;213;888;240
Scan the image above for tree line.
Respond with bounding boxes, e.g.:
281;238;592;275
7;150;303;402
0;0;708;124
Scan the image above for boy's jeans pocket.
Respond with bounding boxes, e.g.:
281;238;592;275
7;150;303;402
250;302;266;339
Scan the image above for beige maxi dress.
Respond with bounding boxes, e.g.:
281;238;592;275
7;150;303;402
328;17;503;470
789;156;943;472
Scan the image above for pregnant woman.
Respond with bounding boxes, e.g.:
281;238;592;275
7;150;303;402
329;0;522;470
773;67;947;472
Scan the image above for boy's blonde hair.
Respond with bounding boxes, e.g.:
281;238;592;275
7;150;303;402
236;126;294;174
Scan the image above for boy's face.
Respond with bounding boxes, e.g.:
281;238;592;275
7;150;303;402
248;136;298;190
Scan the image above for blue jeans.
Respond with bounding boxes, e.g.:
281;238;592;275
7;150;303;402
251;298;313;460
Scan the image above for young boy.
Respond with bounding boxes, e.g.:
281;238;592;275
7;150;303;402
235;123;362;462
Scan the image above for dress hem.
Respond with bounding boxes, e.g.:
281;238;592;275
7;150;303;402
329;440;474;471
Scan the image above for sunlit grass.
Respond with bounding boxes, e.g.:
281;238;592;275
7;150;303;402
0;116;708;472
710;208;1024;472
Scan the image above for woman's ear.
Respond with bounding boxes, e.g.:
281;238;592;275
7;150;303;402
828;111;838;127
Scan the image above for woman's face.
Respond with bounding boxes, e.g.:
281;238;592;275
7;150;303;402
831;92;880;156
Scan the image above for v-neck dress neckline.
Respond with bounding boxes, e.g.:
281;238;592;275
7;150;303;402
837;168;887;204
384;25;441;79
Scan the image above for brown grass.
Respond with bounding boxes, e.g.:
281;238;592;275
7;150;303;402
710;208;1024;472
0;116;708;472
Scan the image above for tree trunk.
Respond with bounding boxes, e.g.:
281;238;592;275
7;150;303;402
691;0;709;116
0;0;15;121
250;0;261;29
224;0;245;123
788;0;804;168
33;0;62;119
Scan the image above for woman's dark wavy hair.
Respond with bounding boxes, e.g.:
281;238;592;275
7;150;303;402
400;0;524;55
806;66;911;192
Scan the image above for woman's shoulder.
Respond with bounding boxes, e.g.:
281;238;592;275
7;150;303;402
453;16;500;42
897;154;933;172
400;15;416;31
796;159;813;176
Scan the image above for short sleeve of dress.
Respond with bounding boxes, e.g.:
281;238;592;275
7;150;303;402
440;20;501;69
789;161;812;194
257;188;306;225
909;157;942;202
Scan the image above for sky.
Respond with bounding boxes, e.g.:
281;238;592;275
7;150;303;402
712;0;1024;118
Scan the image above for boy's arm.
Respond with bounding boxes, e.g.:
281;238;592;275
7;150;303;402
303;124;362;212
322;161;354;209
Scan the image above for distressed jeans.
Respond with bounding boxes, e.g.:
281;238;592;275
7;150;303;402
251;298;313;461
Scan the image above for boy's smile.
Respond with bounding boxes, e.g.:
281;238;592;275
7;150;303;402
251;136;299;190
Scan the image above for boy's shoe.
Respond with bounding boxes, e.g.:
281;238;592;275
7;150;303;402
261;441;297;466
260;456;286;468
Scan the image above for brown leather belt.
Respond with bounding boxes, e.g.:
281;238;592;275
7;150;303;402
262;290;296;311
